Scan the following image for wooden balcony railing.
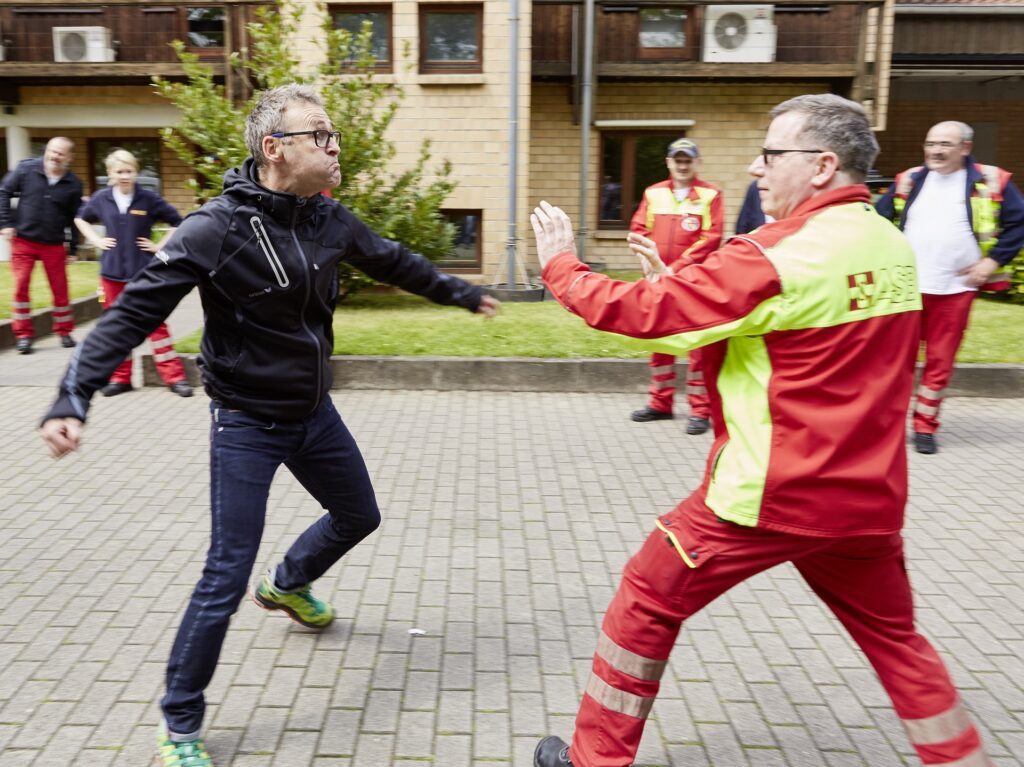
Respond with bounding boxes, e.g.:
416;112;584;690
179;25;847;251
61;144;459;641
0;1;267;78
893;12;1024;67
533;0;881;77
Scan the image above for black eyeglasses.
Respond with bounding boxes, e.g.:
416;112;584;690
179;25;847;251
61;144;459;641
269;129;341;148
923;141;962;150
761;148;824;166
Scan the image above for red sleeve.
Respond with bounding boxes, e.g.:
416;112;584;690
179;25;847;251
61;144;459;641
541;236;782;339
629;192;651;236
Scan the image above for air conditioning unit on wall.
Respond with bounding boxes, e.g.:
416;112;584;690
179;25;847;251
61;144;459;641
702;5;776;63
53;26;115;63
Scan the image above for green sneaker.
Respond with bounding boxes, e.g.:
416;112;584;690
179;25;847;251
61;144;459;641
156;726;213;766
252;570;334;629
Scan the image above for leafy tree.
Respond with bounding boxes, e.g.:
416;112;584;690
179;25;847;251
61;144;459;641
153;0;456;298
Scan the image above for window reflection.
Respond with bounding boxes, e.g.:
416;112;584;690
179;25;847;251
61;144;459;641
187;7;226;48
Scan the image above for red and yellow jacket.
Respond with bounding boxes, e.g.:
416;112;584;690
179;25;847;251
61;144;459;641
630;178;723;269
544;186;921;538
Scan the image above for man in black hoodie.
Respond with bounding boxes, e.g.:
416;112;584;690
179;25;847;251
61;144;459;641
40;84;498;767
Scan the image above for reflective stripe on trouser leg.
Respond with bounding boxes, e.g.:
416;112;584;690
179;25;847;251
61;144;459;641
914;383;944;433
916;292;974;434
101;278;133;384
38;241;74;334
647;352;676;412
572;636;667;767
10;239;38;337
570;532;690;767
685;348;710;419
793;534;992;767
150;324;187;385
903;700;992;766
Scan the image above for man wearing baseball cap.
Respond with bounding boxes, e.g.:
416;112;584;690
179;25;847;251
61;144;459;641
628;137;724;434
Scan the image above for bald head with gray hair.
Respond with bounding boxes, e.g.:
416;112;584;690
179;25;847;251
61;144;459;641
930;120;973;143
770;94;878;182
244;84;325;168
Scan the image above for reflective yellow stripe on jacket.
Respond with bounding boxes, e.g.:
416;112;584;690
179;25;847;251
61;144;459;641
643;185;718;232
893;165;1002;257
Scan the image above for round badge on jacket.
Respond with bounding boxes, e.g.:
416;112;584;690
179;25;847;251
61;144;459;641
681;215;701;232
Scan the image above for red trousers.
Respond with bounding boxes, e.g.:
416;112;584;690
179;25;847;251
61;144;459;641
646;348;709;418
9;236;74;339
569;504;990;767
101;277;186;386
914;291;976;435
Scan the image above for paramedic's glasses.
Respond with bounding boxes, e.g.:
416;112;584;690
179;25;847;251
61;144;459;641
269;130;341;148
761;148;824;166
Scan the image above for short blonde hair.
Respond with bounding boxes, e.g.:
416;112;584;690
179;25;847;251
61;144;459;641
104;148;139;175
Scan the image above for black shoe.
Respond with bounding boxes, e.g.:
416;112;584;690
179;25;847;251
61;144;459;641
914;432;938;455
60;334;77;348
534;736;573;766
630;406;674;422
101;382;133;397
686;416;711;435
15;338;33;354
169;380;194;398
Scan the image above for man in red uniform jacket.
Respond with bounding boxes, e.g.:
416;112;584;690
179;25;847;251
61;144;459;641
628;138;723;435
531;94;990;767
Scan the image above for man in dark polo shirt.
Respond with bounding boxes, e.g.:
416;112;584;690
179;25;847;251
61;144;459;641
0;136;84;354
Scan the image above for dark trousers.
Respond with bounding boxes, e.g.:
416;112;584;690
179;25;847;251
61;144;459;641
160;397;380;736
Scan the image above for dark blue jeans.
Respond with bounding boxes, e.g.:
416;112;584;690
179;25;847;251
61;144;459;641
160;397;380;737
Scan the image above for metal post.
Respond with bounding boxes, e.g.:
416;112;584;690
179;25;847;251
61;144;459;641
577;0;595;263
505;0;520;288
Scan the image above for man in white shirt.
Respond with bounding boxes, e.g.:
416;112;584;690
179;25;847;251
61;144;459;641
876;121;1024;454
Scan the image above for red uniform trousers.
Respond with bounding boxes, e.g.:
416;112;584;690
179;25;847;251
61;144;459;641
645;348;710;418
9;236;74;339
101;277;186;386
568;505;989;767
914;291;976;435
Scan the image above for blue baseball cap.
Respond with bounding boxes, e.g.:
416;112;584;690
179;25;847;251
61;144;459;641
666;138;699;158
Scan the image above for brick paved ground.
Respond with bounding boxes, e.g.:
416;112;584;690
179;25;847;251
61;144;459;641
0;384;1021;766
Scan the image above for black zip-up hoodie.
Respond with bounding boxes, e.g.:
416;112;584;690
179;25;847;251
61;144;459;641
44;158;484;423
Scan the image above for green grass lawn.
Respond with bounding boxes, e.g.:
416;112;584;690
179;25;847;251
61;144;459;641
331;291;648;358
956;297;1024;363
174;273;1024;363
0;260;100;320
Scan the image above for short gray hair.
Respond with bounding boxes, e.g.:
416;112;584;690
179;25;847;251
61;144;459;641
932;120;974;143
244;84;325;168
47;136;75;152
770;94;878;181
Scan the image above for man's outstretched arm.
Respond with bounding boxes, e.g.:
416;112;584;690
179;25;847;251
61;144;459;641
531;201;782;345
